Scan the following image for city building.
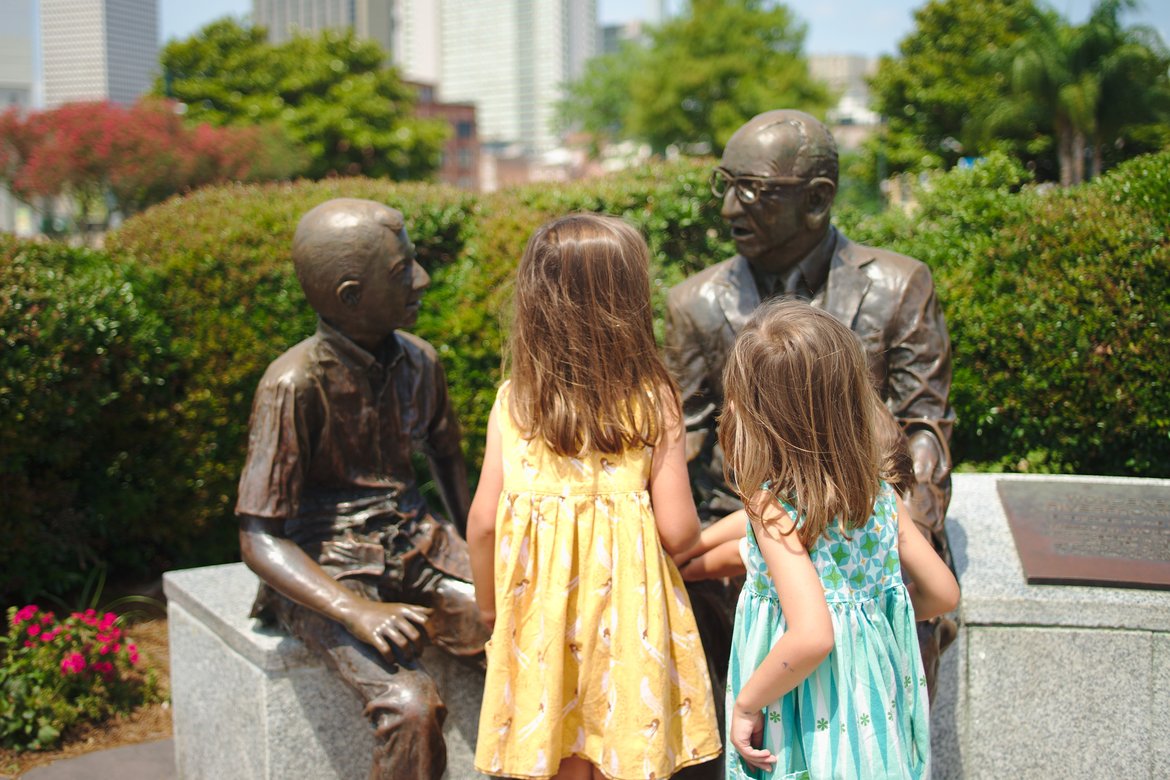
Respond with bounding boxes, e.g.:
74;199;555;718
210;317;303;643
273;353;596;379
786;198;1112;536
254;0;440;83
390;0;439;85
39;0;158;108
808;54;880;150
0;0;35;233
409;81;479;191
439;0;598;156
254;0;392;67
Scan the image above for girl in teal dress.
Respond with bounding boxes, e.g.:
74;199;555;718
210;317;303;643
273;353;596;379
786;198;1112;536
715;300;959;780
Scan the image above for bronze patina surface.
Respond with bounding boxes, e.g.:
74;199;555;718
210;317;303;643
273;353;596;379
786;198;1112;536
998;480;1170;590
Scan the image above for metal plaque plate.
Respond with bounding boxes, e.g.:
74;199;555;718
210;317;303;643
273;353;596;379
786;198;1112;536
997;480;1170;590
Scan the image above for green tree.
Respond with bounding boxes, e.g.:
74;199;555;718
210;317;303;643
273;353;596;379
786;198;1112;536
155;19;447;180
557;41;647;153
867;0;1052;179
560;0;831;156
1000;0;1170;184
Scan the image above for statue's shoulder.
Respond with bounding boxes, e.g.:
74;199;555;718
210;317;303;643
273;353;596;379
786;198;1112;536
257;335;322;392
395;330;441;364
837;233;932;281
667;256;740;307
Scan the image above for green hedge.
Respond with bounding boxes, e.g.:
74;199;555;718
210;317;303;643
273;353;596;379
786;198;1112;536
0;237;178;598
845;152;1170;473
3;153;1167;601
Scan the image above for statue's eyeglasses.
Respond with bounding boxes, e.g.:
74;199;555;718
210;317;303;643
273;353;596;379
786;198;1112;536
709;168;805;204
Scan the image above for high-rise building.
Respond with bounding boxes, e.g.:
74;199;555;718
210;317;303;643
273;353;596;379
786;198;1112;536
808;54;879;150
39;0;158;108
253;0;439;83
0;0;34;111
390;0;439;85
439;0;597;154
0;0;35;233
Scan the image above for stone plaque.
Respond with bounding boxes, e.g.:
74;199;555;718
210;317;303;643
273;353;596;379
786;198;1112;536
997;480;1170;590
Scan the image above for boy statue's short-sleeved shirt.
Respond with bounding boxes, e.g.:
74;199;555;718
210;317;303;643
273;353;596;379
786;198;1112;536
235;318;466;579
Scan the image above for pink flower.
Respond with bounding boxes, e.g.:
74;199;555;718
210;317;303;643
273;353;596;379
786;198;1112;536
27;624;40;637
99;612;117;630
13;605;38;625
60;652;86;675
127;644;139;665
23;640;34;648
40;612;55;624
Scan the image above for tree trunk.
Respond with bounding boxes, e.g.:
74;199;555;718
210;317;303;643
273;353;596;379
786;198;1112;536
1057;118;1074;187
1090;136;1104;179
1071;130;1086;185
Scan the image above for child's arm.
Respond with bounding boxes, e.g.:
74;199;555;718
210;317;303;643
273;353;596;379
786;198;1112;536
730;498;834;771
673;509;747;563
649;393;702;556
895;494;960;621
678;538;748;580
466;403;504;632
674;509;749;580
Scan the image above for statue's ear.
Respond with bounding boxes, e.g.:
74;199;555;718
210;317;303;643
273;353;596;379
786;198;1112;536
803;178;836;230
337;279;362;308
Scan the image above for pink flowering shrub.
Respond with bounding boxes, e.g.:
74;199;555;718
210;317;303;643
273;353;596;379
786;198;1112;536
0;605;158;751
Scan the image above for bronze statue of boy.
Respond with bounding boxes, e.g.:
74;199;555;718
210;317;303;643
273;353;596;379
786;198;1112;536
236;198;485;780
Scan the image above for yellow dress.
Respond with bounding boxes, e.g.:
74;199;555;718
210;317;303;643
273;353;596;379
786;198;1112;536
475;383;721;780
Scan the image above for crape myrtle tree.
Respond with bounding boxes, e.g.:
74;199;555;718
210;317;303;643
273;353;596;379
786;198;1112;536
560;0;832;156
155;19;448;181
0;100;285;232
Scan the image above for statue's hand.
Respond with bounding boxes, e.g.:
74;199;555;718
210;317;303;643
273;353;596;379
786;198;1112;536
907;429;944;484
344;601;432;663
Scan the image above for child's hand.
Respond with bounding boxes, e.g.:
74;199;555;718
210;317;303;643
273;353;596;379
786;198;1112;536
478;607;496;633
729;703;776;771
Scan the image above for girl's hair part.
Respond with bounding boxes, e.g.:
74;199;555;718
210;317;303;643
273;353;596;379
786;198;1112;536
509;213;680;456
718;298;881;547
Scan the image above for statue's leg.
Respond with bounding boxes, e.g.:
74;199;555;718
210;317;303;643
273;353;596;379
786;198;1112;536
277;597;448;780
396;521;490;666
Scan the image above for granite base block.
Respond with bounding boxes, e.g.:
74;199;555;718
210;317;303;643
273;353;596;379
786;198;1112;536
939;473;1170;779
164;562;485;780
165;475;1170;780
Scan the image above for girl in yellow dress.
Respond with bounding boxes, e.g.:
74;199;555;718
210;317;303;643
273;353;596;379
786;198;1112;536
467;214;722;780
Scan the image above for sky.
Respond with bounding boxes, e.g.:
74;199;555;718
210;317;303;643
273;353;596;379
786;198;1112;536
158;0;1170;60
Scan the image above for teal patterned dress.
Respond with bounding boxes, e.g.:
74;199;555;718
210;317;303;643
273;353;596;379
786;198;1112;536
725;482;930;780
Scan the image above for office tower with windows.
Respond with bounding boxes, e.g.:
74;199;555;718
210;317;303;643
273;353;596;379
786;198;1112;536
40;0;158;108
440;0;597;154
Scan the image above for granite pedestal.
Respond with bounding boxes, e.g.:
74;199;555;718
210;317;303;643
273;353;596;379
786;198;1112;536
165;474;1169;779
164;562;486;779
930;473;1170;779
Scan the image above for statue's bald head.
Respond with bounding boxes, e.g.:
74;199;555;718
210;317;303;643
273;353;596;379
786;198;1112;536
723;110;839;188
292;198;407;316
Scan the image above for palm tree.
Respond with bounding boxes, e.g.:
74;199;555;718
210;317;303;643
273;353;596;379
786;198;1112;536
1004;0;1169;185
1080;1;1170;178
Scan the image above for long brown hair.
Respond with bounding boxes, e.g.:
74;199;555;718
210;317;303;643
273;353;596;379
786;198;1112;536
873;398;915;497
719;299;881;547
509;213;679;456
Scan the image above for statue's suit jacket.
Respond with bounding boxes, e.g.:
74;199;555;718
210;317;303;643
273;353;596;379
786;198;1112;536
664;227;954;510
